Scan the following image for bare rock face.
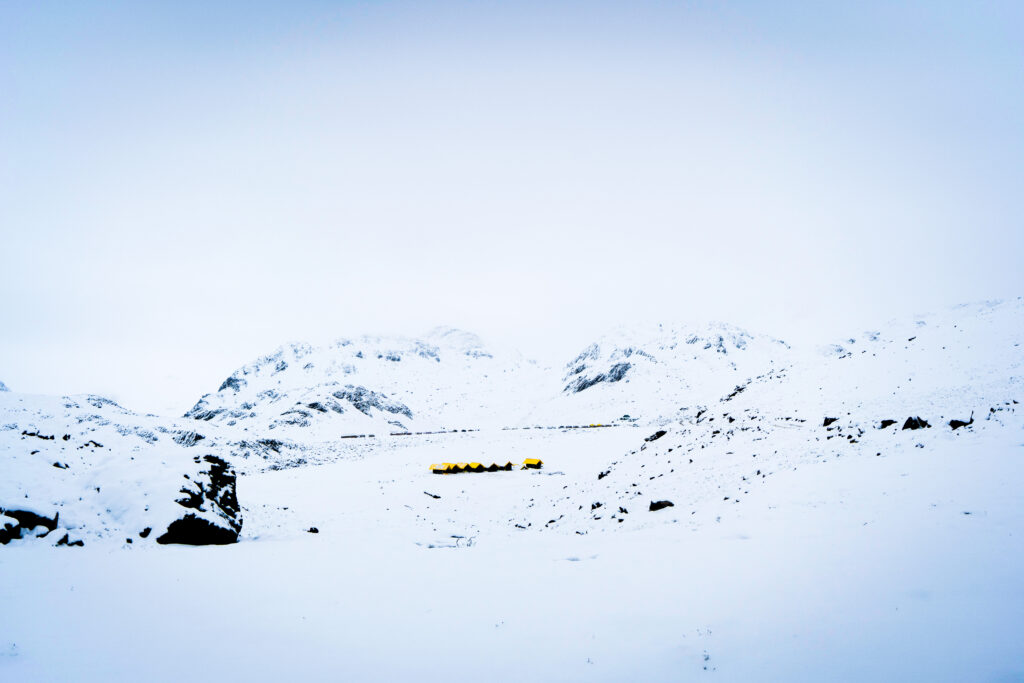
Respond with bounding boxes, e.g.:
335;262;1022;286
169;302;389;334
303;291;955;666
157;455;242;545
0;508;58;544
902;416;931;430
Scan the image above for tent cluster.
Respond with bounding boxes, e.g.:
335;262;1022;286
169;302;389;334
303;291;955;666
430;459;543;474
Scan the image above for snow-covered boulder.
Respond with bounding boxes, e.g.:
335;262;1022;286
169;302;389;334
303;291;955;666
0;507;58;544
0;390;247;545
156;454;241;545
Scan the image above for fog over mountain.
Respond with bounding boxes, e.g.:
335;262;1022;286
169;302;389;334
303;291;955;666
3;1;1023;680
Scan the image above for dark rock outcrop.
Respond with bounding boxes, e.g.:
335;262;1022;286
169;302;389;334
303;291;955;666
332;385;413;419
0;508;59;544
949;413;974;430
157;514;238;545
902;417;931;430
649;500;675;512
156;455;241;545
55;533;84;547
565;361;632;394
645;430;667;442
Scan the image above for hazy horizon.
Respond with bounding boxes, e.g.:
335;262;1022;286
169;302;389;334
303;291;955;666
3;1;1022;415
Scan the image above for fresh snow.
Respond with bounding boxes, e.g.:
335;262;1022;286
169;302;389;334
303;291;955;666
1;299;1022;681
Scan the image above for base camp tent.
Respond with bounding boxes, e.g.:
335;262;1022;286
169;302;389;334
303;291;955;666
430;460;535;474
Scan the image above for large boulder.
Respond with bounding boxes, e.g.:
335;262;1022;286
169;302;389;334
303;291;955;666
156;455;242;545
0;507;58;544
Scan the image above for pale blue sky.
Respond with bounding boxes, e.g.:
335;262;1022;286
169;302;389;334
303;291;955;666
1;1;1022;413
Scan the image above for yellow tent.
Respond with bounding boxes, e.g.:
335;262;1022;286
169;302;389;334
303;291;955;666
430;461;525;474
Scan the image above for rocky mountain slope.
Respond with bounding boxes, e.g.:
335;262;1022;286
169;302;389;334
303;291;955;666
0;392;242;546
526;322;793;426
184;327;548;437
1;299;1020;549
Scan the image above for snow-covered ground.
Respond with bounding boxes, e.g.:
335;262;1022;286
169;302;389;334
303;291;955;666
1;299;1022;681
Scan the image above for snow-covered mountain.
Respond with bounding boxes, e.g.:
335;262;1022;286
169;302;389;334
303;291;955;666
529;298;1024;534
184;327;547;437
4;298;1023;681
0;380;9;392
0;392;242;546
2;299;1021;549
527;322;793;426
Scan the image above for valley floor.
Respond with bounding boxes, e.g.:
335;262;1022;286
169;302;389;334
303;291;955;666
2;427;1022;682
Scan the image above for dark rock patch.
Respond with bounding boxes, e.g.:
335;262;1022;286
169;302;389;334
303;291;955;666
823;417;839;427
902;417;931;430
649;500;674;512
949;413;974;430
332;385;413;419
172;431;206;447
55;533;84;547
156;514;238;545
21;430;55;441
564;362;632;393
879;419;897;429
159;455;241;545
645;430;667;442
0;509;59;544
218;375;246;393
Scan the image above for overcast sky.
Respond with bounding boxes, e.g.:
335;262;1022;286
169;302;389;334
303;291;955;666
2;1;1022;415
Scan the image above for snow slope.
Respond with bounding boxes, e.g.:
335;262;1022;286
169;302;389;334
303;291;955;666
1;298;1022;681
527;322;793;427
0;392;244;545
184;327;549;438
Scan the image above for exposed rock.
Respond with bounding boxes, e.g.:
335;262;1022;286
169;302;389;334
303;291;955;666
823;417;839;427
949;414;974;430
879;419;898;429
644;430;667;442
172;430;206;447
156;514;238;546
218;376;246;393
156;455;241;545
331;385;413;420
0;508;59;544
902;417;931;430
565;362;632;394
55;533;84;547
649;500;674;512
